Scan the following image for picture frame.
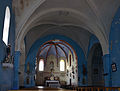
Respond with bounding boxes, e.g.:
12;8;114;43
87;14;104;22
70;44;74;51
112;63;117;72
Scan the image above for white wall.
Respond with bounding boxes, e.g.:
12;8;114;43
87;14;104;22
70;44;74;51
66;51;78;86
36;55;67;85
36;53;78;86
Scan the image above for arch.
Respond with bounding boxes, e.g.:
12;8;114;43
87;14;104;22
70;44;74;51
16;8;90;50
2;6;10;45
24;34;87;86
36;39;75;64
87;43;104;86
109;6;120;87
24;24;89;58
87;34;112;87
15;8;109;55
16;0;46;39
87;35;99;58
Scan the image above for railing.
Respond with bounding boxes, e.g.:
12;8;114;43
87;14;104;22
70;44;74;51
72;87;120;91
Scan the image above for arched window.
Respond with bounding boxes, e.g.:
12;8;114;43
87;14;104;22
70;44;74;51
39;59;44;71
69;55;71;66
2;6;10;45
60;60;65;71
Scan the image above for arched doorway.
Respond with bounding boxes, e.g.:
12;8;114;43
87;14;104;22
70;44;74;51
88;43;104;86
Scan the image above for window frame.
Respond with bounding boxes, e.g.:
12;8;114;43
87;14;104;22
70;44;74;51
2;6;11;45
60;59;65;71
39;59;44;71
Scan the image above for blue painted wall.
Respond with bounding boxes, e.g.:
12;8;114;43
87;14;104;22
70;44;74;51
109;6;120;87
87;35;111;87
102;54;111;87
0;0;15;90
24;34;87;87
87;35;99;58
13;51;21;89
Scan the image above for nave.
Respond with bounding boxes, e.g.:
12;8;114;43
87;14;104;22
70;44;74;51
0;0;120;91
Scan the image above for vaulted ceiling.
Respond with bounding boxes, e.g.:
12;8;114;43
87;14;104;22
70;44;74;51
12;0;120;56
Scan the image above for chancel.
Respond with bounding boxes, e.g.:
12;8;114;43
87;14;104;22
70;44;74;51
34;40;77;88
0;0;120;91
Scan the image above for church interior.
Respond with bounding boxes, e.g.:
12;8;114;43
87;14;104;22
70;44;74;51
0;0;120;91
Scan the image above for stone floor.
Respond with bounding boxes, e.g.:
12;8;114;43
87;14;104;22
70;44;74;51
9;86;75;91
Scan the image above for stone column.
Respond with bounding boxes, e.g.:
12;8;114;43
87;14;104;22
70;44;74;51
13;51;21;89
102;54;111;87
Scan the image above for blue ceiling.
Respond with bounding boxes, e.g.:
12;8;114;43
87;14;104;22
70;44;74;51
38;40;74;59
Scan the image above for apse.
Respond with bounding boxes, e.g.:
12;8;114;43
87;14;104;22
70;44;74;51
33;40;78;87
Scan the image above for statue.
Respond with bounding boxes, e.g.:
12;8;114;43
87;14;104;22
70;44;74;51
3;44;13;63
50;61;54;80
50;61;54;70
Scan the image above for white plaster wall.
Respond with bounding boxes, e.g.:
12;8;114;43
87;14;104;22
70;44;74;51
19;40;25;87
36;52;78;86
14;0;120;55
24;25;91;58
36;55;67;85
66;51;78;86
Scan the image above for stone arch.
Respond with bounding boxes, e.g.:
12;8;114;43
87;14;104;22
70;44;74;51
24;34;87;87
16;0;46;37
87;43;104;86
15;8;109;55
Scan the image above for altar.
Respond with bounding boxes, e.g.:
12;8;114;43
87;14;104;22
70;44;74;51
45;61;60;88
45;80;60;88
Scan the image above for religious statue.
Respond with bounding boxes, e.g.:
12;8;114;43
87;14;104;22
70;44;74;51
50;61;54;80
50;61;54;72
3;44;13;63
